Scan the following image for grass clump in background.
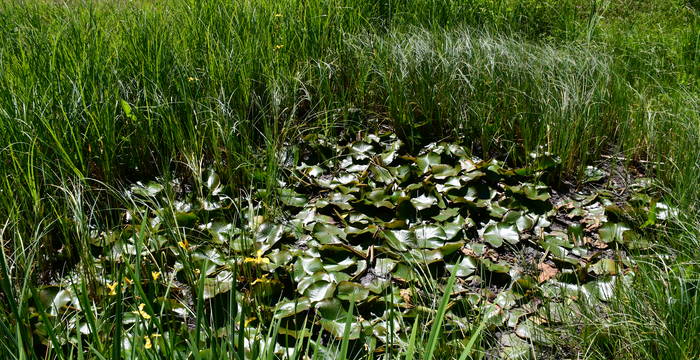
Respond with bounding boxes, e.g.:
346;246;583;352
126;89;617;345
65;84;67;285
0;0;698;358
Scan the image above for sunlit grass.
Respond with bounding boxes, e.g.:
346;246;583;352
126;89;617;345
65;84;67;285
0;0;698;358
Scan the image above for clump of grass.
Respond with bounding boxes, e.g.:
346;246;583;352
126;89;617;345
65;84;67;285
0;0;698;359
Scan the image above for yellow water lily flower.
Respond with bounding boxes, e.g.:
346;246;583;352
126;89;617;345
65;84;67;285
132;303;151;320
251;274;271;285
244;250;270;265
244;317;256;327
106;282;118;296
177;239;190;250
151;271;161;281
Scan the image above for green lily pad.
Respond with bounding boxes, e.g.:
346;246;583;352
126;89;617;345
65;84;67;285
482;222;519;247
415;152;441;174
312;223;347;244
274;297;312;319
316;299;361;339
445;257;477;277
336;281;370;302
598;222;633;244
410;194;438;211
279;188;308;207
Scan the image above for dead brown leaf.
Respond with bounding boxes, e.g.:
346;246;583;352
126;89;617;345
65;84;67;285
537;263;559;283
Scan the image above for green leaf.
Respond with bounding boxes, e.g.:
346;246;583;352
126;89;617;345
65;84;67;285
410;194;437;211
415;152;441;174
313;223;347;244
316;299;362;340
274;297;312;319
482;222;519;247
598;222;632;244
279;188;308;207
336;282;370;302
413;225;447;248
445;257;477;277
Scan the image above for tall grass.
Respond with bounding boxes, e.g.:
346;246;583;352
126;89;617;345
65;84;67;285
0;0;698;358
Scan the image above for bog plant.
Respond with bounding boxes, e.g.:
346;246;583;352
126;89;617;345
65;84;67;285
26;132;674;358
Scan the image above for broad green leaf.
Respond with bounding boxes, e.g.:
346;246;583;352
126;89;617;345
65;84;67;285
336;282;370;302
598;222;632;244
410;194;437;211
482;222;519;247
312;223;346;244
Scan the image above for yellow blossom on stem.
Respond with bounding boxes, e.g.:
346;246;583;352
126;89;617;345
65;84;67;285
106;282;118;296
251;274;271;285
151;271;161;281
177;239;189;250
132;303;151;320
244;250;270;265
244;317;256;327
124;277;134;285
274;44;284;50
144;335;152;349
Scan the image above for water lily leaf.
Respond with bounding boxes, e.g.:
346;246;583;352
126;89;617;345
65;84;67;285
431;164;460;179
415;152;441;174
482;222;519;247
407;241;464;264
202;221;235;244
432;207;459;222
304;281;336;302
500;333;533;359
505;183;550;201
316;299;362;339
362;275;391;294
350;142;373;159
312;223;346;244
279;189;308;207
370;164;394;184
538;235;569;259
274;297;312;319
580;278;613;302
583;166;606;183
480;258;511;274
336;281;370;302
413;225;447;248
326;192;356;210
375;258;398;276
445;257;477;277
294;257;324;280
389;165;412;183
205;170;222;194
322;257;356;272
438;174;462;189
131;181;163;197
202;271;234;300
410;194;437;211
319;243;367;258
392;263;417;282
515;320;554;345
598;222;632;244
382;229;414;251
482;302;507;326
256;223;284;252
